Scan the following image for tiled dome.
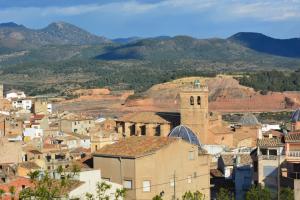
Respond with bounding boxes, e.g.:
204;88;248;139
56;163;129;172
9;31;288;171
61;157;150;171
168;125;201;146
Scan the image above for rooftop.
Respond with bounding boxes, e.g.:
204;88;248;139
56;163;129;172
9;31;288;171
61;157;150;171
257;138;284;147
168;125;201;146
19;162;40;169
220;154;252;166
61;113;93;121
94;136;178;158
239;113;260;126
285;133;300;143
118;112;174;124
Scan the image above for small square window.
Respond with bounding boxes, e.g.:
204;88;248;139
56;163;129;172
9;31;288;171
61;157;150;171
187;176;192;184
170;179;174;187
123;180;132;189
102;177;110;182
189;151;195;160
142;180;151;192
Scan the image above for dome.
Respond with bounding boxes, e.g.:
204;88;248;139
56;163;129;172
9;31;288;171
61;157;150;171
168;125;201;146
239;114;260;126
291;108;300;123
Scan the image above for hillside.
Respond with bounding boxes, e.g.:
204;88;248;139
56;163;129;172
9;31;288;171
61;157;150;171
54;76;300;116
229;32;300;58
0;21;109;54
97;35;300;69
1;21;300;95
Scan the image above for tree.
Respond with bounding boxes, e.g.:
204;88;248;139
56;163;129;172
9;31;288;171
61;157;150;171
182;191;205;200
245;185;271;200
0;189;5;200
115;188;126;200
216;188;234;200
85;181;126;200
280;187;294;200
152;195;163;200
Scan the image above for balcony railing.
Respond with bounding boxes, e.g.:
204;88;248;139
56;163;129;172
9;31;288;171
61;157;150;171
259;155;278;160
286;151;300;158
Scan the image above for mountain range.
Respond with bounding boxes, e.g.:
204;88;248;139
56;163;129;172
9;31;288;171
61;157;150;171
0;21;109;54
0;21;300;95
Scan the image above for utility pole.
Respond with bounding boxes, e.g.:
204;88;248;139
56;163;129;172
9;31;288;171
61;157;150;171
173;171;176;200
277;147;280;200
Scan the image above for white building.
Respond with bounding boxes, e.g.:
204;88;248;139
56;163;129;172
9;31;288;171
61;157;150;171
261;124;281;133
68;169;123;200
12;99;32;111
6;90;26;100
23;128;44;140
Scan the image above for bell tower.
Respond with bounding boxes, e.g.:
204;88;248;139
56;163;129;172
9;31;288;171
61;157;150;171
180;80;209;144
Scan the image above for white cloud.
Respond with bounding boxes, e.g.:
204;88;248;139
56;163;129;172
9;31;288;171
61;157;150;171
0;0;300;24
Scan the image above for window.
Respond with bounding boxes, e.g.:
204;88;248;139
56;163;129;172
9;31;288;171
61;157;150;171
142;180;151;192
188;151;195;160
197;96;201;105
190;96;194;105
170;179;174;187
187;176;192;184
269;149;277;156
123;180;132;189
102;177;110;182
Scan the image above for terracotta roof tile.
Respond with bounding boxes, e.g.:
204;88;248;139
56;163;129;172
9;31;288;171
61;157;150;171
94;136;178;158
285;133;300;143
19;162;40;169
220;154;252;166
257;138;284;147
118;112;172;124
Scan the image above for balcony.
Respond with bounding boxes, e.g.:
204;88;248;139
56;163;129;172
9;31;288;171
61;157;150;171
286;151;300;162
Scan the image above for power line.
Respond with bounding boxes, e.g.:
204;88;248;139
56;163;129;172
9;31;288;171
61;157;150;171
129;173;210;191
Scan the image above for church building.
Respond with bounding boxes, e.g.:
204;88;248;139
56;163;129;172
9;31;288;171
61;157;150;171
116;80;261;148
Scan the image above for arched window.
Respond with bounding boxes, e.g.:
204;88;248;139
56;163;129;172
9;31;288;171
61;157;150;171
197;96;201;105
190;96;194;105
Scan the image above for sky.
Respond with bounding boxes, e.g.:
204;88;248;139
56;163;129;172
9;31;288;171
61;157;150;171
0;0;299;39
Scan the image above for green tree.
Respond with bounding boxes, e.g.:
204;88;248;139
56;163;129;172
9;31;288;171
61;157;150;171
115;188;126;200
280;187;294;200
245;185;271;200
0;189;5;200
152;195;163;200
182;190;205;200
85;181;126;200
216;188;234;200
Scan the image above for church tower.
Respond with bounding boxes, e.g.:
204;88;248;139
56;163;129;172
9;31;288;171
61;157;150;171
180;80;209;144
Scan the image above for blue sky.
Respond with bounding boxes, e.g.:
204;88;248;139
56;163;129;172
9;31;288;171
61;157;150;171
0;0;299;39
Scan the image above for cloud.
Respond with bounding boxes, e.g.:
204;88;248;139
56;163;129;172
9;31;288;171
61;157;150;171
230;1;300;21
0;0;300;21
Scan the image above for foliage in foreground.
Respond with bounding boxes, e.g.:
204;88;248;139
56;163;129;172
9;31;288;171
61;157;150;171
85;181;126;200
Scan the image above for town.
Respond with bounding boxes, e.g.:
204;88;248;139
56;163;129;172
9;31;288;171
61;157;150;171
0;80;298;200
1;1;300;200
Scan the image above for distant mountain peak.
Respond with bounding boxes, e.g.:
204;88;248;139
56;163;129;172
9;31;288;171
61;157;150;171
229;32;300;58
0;22;24;28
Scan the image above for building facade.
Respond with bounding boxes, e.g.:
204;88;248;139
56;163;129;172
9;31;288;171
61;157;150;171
93;137;210;200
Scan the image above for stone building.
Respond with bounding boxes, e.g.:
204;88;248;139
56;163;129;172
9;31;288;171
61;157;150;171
60;113;95;135
116;112;179;137
93;136;210;200
117;80;261;148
